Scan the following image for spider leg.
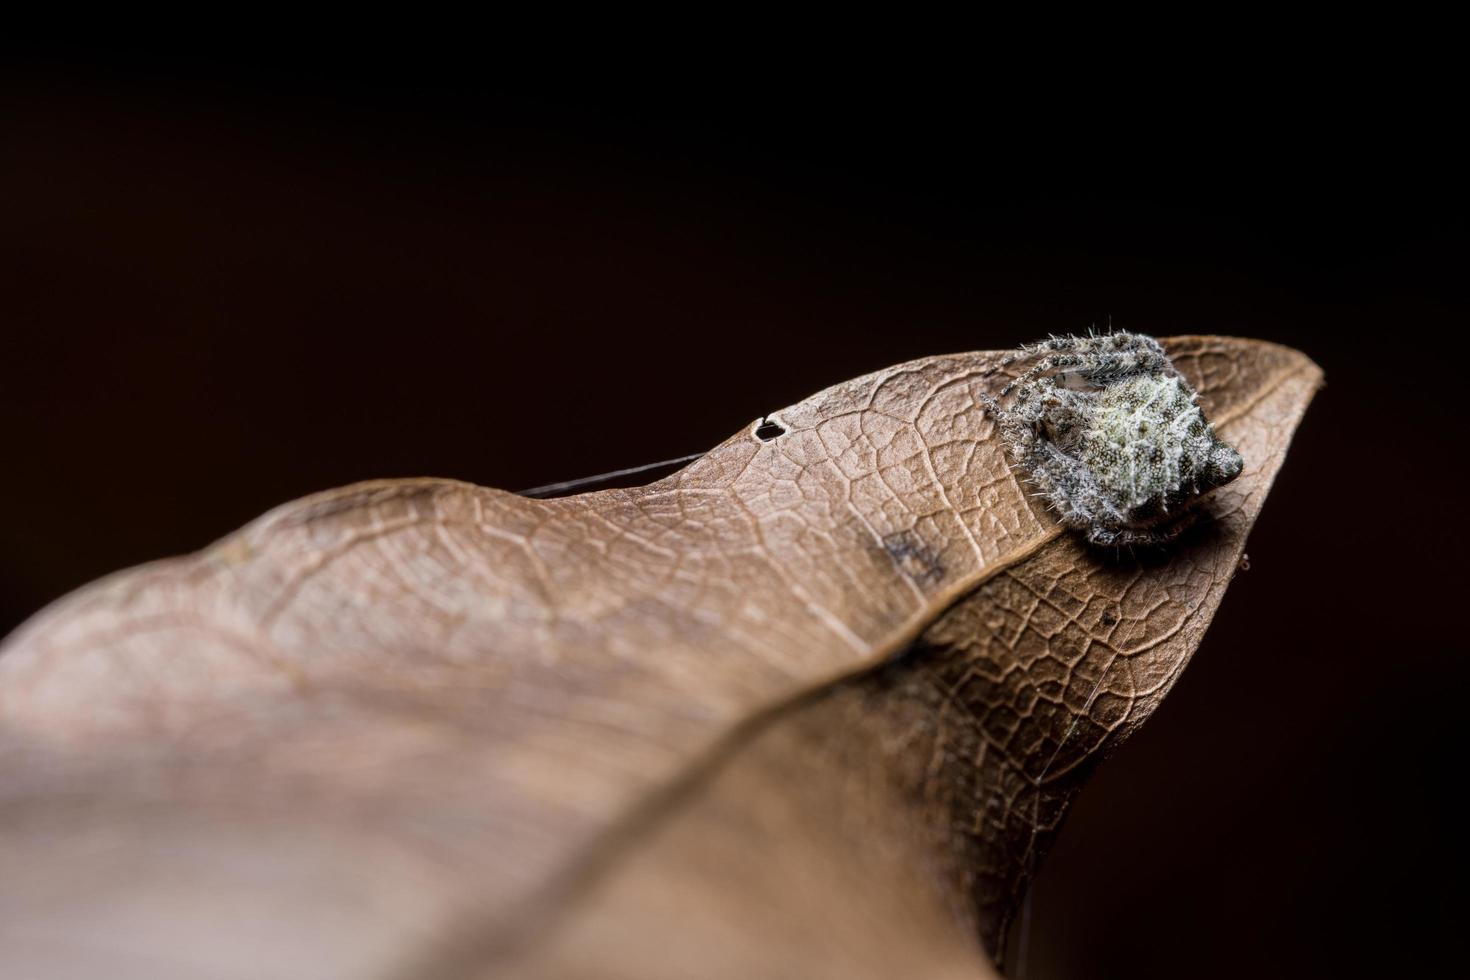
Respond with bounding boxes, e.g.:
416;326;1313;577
1096;333;1169;376
997;353;1093;398
997;333;1167;399
1018;334;1084;358
1094;509;1201;548
1075;349;1170;385
990;333;1082;377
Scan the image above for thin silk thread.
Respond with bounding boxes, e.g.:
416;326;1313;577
517;452;707;498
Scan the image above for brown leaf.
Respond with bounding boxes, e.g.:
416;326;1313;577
0;336;1319;979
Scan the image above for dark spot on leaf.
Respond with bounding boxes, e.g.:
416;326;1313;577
882;530;945;586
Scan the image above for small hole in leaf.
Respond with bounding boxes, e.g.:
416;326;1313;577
755;418;786;441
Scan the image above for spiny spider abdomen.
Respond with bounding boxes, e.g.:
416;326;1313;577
981;331;1244;546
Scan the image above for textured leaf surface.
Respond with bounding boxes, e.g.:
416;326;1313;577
0;337;1319;978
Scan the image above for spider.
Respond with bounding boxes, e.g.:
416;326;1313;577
979;331;1244;547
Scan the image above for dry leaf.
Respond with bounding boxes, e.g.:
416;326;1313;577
0;336;1320;979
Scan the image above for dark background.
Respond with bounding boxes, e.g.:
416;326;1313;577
2;54;1462;977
